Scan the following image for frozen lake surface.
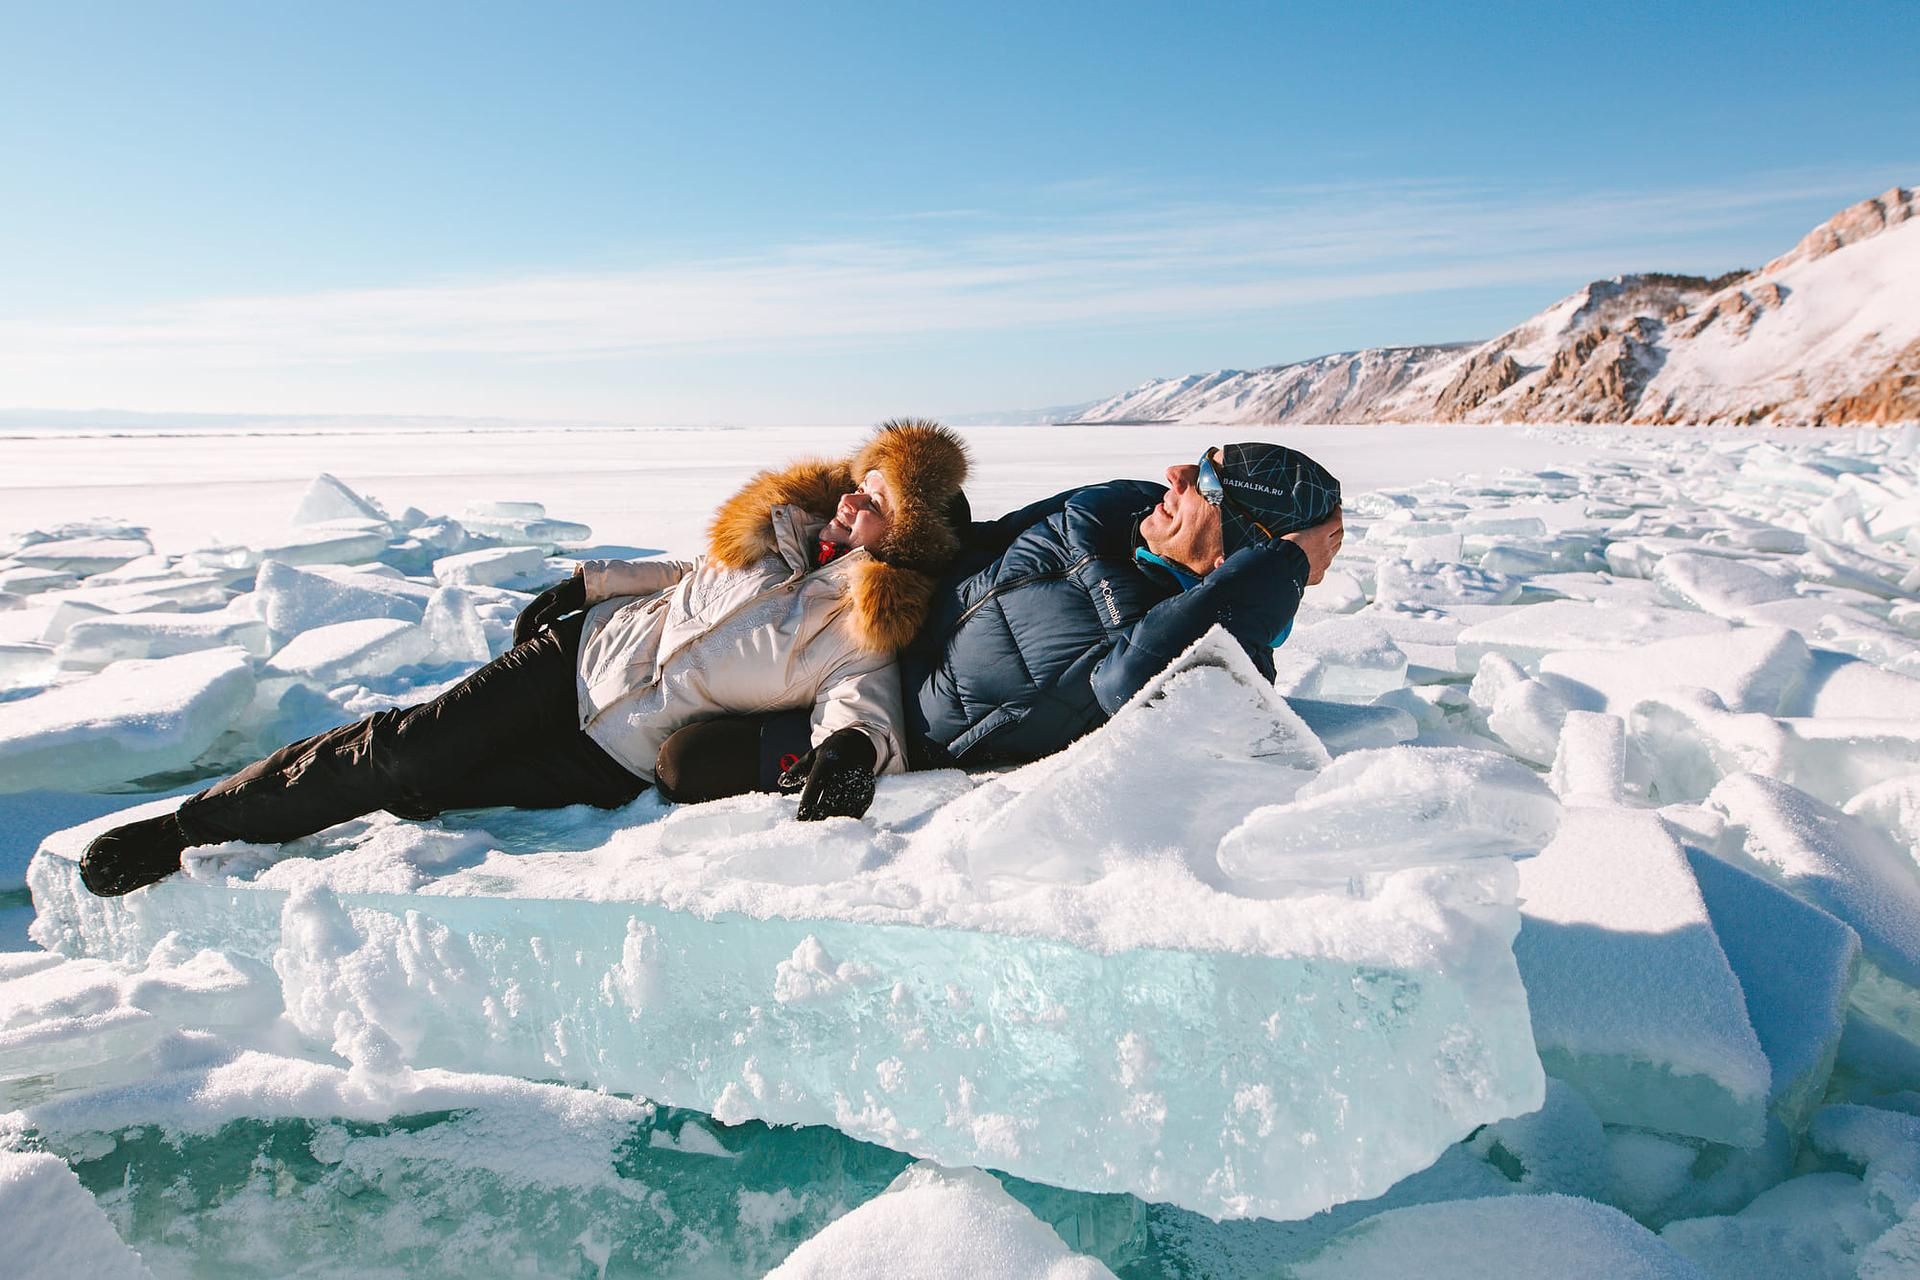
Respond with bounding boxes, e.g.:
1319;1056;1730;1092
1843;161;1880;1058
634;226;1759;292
1;422;1608;558
4;420;1920;1277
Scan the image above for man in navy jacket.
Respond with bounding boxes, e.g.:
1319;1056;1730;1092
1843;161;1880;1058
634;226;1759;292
901;441;1344;767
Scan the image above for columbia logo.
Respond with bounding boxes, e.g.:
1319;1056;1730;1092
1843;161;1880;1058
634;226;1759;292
1096;577;1122;626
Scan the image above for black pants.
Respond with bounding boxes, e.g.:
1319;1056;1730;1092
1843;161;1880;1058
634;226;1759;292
174;615;646;847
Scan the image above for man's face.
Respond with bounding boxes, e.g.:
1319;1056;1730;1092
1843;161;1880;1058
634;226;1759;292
823;468;894;550
1139;451;1226;576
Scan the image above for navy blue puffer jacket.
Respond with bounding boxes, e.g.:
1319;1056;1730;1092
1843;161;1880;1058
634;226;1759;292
902;480;1313;765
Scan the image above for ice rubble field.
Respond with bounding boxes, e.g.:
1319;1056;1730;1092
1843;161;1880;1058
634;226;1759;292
3;424;1920;1277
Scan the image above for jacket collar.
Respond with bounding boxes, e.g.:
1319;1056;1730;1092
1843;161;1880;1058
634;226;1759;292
769;504;816;573
773;505;872;581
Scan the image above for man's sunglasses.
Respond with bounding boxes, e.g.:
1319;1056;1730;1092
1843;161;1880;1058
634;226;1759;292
1196;451;1275;543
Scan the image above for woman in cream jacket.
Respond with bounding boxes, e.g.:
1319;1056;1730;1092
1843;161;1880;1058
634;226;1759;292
79;420;970;897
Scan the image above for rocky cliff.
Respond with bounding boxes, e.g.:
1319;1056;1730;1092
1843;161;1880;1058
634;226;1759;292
1075;186;1919;426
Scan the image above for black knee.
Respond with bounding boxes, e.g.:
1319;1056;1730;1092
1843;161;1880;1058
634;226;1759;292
655;718;768;804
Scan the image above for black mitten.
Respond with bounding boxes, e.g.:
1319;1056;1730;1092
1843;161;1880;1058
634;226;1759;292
512;570;586;646
780;727;879;821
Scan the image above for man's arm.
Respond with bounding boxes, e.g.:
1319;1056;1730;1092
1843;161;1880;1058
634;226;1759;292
1088;538;1312;713
946;487;1087;578
952;481;1164;579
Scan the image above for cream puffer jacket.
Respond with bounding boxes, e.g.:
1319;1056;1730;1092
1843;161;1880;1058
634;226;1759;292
571;458;948;782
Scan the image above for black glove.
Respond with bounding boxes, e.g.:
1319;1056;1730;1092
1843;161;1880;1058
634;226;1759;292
512;570;586;646
779;727;879;821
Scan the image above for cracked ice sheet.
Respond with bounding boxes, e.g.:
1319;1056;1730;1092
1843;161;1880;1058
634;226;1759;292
0;1048;733;1279
28;636;1545;1220
2;1047;658;1158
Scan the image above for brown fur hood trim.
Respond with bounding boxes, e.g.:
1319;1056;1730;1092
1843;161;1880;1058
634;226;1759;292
850;419;971;573
707;458;854;570
844;556;939;652
705;420;970;653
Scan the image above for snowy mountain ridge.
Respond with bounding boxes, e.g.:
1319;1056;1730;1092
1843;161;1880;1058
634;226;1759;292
1076;185;1920;427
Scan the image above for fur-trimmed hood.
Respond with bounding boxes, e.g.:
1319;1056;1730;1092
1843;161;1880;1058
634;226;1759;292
850;418;971;572
704;420;970;652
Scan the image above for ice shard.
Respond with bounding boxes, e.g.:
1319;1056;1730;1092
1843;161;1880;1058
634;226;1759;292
0;648;256;794
1514;809;1772;1147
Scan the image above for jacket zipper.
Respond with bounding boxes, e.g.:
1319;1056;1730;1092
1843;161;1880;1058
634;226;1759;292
952;553;1096;630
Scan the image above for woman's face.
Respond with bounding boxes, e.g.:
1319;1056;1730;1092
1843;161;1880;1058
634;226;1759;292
824;469;894;550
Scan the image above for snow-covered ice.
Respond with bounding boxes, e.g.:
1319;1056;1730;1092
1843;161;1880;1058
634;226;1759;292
254;558;429;635
263;616;435;685
1684;846;1861;1130
1293;1193;1706;1279
1539;625;1813;717
0;1149;155;1279
58;608;274;669
1551;710;1629;804
3;420;1920;1274
1215;745;1560;886
765;1162;1116;1279
1706;772;1920;992
1513;809;1771;1146
0;648;255;793
24;635;1548;1222
1456;600;1733;671
430;544;547;587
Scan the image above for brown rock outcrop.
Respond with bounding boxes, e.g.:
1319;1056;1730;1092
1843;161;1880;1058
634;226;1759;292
1763;186;1916;273
1567;329;1652;417
1434;349;1522;418
1812;338;1920;425
1503;324;1658;422
1683;291;1751;340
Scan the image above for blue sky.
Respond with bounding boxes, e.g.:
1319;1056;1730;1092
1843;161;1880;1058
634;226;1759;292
2;1;1915;424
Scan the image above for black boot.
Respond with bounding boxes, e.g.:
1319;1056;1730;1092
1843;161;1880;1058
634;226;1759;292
79;813;190;897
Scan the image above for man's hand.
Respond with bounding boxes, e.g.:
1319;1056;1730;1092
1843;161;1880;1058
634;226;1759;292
512;570;587;646
1281;509;1344;587
779;727;879;821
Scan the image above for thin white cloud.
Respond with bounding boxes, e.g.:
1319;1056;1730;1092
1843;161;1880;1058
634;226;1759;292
2;168;1903;376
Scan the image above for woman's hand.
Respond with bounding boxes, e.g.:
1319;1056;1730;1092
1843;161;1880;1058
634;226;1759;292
780;728;879;821
512;570;587;646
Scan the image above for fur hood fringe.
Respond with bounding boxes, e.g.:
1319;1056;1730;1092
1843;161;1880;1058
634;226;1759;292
705;420;969;652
